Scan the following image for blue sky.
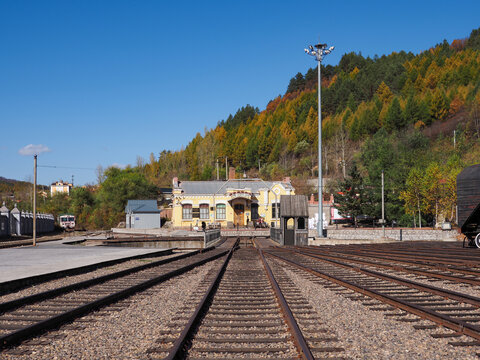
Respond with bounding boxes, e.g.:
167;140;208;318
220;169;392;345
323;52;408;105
1;0;479;186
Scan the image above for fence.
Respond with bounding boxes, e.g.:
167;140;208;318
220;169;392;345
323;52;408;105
204;228;222;248
270;227;283;244
0;203;55;237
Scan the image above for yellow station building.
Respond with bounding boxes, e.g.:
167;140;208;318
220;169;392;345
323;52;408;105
171;172;295;229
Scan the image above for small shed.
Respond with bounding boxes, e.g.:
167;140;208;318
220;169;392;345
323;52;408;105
280;195;309;246
125;200;161;229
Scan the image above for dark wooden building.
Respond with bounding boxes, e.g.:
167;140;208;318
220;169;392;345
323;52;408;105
279;195;309;246
457;164;480;240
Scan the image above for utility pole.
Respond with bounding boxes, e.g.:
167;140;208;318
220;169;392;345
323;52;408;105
216;159;219;180
225;157;228;181
33;155;37;247
381;170;385;238
454;130;456;149
305;41;334;238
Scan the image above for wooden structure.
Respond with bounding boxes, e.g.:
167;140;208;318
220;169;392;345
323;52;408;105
278;195;309;246
457;164;480;247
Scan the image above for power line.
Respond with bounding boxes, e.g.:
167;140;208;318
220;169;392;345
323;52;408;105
38;165;95;171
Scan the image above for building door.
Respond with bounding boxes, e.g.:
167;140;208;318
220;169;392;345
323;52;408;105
251;203;259;220
234;204;244;227
284;217;295;246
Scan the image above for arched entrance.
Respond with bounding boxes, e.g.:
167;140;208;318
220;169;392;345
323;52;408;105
284;217;295;245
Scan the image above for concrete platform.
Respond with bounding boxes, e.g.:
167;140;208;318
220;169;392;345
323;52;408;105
0;237;174;283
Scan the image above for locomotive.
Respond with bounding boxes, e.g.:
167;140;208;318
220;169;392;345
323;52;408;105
58;214;75;230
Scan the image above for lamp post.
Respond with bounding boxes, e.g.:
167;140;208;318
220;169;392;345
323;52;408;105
33;154;37;246
305;41;334;238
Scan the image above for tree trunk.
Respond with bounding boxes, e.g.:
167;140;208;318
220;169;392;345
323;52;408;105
417;198;422;229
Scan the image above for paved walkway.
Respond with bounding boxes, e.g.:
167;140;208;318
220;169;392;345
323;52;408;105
0;237;170;283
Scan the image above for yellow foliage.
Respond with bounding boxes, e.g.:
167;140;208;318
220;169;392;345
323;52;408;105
376;81;393;103
349;67;360;79
414;120;426;129
329;74;337;87
279;121;292;139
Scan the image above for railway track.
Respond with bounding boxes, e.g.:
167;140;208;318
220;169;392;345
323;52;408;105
291;246;480;286
0;248;179;296
148;238;344;359
266;247;480;346
0;245;230;350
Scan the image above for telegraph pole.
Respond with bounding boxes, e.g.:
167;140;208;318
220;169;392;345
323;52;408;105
381;170;385;238
216;159;219;180
33;155;37;247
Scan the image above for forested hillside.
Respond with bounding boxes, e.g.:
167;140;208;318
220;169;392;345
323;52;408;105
136;27;480;226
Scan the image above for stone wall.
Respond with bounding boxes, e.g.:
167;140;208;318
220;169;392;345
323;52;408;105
312;228;458;241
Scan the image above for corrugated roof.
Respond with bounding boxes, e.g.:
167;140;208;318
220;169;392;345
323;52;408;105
177;179;293;195
125;200;160;213
280;195;308;217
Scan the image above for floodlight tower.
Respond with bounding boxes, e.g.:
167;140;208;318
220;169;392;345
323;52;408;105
305;42;334;238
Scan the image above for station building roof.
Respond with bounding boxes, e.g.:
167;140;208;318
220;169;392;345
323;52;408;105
174;179;294;195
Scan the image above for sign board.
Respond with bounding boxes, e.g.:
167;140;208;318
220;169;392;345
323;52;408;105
192;208;200;218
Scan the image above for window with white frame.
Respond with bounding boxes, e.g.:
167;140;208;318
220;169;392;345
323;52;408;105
182;204;192;219
216;204;226;219
271;203;281;219
200;204;209;219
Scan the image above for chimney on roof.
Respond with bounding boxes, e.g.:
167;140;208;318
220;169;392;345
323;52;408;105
283;177;291;183
173;177;178;188
229;167;236;180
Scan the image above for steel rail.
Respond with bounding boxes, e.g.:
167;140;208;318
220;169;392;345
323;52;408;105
0;248;180;296
292;247;480;286
0;248;213;315
266;251;480;341
0;248;228;350
164;238;239;360
258;248;314;360
304;247;480;277
330;248;480;265
288;248;480;307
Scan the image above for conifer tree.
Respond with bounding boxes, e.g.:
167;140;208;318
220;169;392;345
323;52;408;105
335;163;368;227
430;89;449;121
384;97;405;131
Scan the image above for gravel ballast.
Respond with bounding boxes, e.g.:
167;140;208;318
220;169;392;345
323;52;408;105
280;260;479;360
1;258;221;360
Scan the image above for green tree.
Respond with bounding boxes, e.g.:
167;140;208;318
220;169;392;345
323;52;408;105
96;167;158;227
422;162;443;226
69;187;95;229
384;97;405;131
404;94;419;124
400;168;425;227
335;163;367;226
41;193;71;221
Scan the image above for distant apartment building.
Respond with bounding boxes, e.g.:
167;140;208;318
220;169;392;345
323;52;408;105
50;180;73;197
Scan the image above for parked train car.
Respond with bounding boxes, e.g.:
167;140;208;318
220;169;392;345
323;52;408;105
58;214;75;230
457;164;480;247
